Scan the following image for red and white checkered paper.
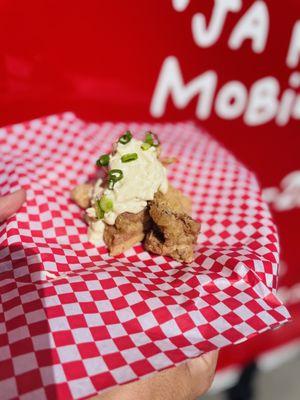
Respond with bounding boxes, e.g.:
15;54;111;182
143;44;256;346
0;113;290;399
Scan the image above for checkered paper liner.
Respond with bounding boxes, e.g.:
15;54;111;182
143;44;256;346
0;113;290;399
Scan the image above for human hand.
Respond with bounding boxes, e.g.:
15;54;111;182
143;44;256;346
0;189;26;222
96;350;219;400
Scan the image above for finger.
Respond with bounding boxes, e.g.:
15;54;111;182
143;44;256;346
201;350;219;370
186;350;219;398
0;189;26;222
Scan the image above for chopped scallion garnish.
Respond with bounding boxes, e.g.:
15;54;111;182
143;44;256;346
142;131;160;148
119;131;132;144
144;132;154;146
141;142;151;151
99;196;113;212
96;154;110;167
108;169;123;189
95;199;104;219
121;153;138;163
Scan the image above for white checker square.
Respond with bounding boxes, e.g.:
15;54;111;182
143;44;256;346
72;328;93;344
57;345;81;363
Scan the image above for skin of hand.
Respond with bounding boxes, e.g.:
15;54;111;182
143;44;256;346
0;189;26;222
0;190;218;400
95;350;219;400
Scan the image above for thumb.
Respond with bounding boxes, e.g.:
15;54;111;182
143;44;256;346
0;189;26;223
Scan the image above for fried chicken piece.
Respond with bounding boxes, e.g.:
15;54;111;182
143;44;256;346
160;185;192;214
71;183;93;209
144;189;200;263
103;209;151;256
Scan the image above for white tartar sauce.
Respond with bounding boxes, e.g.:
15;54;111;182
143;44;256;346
86;137;168;245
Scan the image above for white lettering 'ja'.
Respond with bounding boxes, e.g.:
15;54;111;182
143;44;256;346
229;1;270;53
192;0;242;48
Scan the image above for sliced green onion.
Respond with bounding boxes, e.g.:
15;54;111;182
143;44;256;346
143;131;160;148
141;142;151;151
100;195;113;212
108;180;115;190
119;131;132;144
121;153;138;163
96;154;110;167
109;169;123;181
108;169;124;189
95;199;104;219
144;132;154;145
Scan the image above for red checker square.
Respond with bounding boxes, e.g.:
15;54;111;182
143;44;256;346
269;309;286;322
100;278;117;290
131;302;150;316
103;352;126;369
59;293;77;304
122;319;143;335
111;296;129;310
130;359;154;376
23;299;43;313
3;296;21;311
65;255;81;264
127;255;140;263
200;306;219;322
160;296;177;306
42;220;53;229
80;302;99;314
152;307;173;324
78;342;100;359
113;336;135;351
31;230;44;237
245;300;264;314
223;327;245;342
53;330;75;346
170;335;191;348
223;297;242;310
101;311;120;325
46;305;65;318
198;323;219;340
62;360;87;380
119;284;135;295
263;251;276;262
247;315;268;331
55;227;67;236
45;383;72;399
165;349;185;364
6;314;27;331
36;348;59;366
0;359;14;380
0;333;8;347
91;372;115;391
223;286;241;297
29;320;50;336
39;204;49;213
175;314;195;332
67;314;87;329
139;342;160;357
10;337;34;357
223;311;244;326
90;326;110;341
17;221;29;230
39;286;56;298
70;282;88;292
145;326;164;341
68;235;81;243
91;290;106;301
16;369;43;395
